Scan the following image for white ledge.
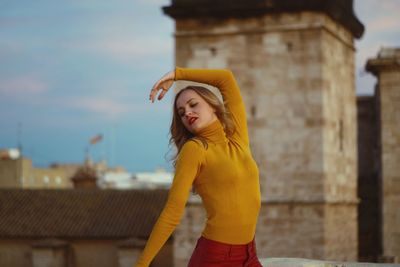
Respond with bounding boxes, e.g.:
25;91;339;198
260;258;400;267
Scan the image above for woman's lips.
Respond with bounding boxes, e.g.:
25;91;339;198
189;117;198;125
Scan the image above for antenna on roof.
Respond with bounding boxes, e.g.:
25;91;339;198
110;123;116;167
85;134;103;166
17;122;23;156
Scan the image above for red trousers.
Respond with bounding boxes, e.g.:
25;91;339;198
187;235;263;267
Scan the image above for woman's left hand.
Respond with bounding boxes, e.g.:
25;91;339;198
149;70;175;103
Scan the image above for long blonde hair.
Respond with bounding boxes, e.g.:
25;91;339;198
168;85;236;177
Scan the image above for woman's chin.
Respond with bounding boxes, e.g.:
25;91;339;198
189;124;201;134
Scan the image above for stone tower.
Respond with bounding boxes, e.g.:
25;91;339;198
163;0;364;264
366;48;400;262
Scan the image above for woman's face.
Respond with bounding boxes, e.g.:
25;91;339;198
176;89;217;134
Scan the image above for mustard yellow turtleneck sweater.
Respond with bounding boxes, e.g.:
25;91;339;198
134;67;261;267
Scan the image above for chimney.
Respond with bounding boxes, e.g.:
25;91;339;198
71;164;98;189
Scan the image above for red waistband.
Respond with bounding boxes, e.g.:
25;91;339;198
198;235;255;249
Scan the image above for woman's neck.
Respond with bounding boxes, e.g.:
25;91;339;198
196;118;228;144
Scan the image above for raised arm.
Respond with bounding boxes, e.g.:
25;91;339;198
133;140;204;267
175;67;249;147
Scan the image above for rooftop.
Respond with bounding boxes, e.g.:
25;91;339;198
0;188;168;239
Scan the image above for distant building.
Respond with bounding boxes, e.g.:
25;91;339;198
97;167;173;189
0;148;174;191
132;168;174;189
0;148;74;189
98;171;134;189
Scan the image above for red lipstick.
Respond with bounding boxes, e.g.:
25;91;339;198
188;117;198;125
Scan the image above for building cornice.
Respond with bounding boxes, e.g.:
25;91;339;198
366;58;400;76
163;0;364;38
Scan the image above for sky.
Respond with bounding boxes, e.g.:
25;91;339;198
0;0;399;173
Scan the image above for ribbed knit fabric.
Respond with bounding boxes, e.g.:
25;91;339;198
134;68;261;267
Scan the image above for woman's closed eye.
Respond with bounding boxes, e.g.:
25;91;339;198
179;103;198;117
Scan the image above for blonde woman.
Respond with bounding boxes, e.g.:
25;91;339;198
134;67;263;267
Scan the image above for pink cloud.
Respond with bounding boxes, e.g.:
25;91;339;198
63;35;171;64
0;75;48;96
379;1;400;14
68;97;133;120
368;16;400;33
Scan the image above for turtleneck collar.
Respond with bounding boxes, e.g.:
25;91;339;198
196;118;229;144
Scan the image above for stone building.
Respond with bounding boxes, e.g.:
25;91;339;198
162;0;365;265
359;47;400;262
0;152;74;189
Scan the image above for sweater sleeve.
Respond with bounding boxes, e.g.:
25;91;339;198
175;67;249;147
133;140;204;267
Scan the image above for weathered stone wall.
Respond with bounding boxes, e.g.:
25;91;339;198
174;197;206;267
173;10;358;263
357;96;381;262
0;240;32;267
0;238;173;267
366;48;400;262
256;201;324;259
321;11;358;204
320;21;359;261
378;70;400;260
324;204;358;260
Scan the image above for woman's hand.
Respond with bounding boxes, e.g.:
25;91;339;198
149;70;175;103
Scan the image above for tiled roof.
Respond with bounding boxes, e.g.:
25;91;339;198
0;189;169;239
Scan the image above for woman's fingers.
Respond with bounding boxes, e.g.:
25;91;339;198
150;81;173;102
149;87;155;102
150;85;165;103
150;88;160;103
149;80;163;102
158;88;167;100
149;73;174;102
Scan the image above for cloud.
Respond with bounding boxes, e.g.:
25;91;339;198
61;33;172;65
0;77;168;123
0;75;48;97
136;0;170;6
56;2;174;65
88;38;170;61
59;91;171;121
0;39;25;55
354;0;400;96
68;96;133;120
378;1;400;14
368;16;400;33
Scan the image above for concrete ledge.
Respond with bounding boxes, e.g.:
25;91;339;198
260;258;400;267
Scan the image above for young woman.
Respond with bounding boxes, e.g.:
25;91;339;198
134;67;263;267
